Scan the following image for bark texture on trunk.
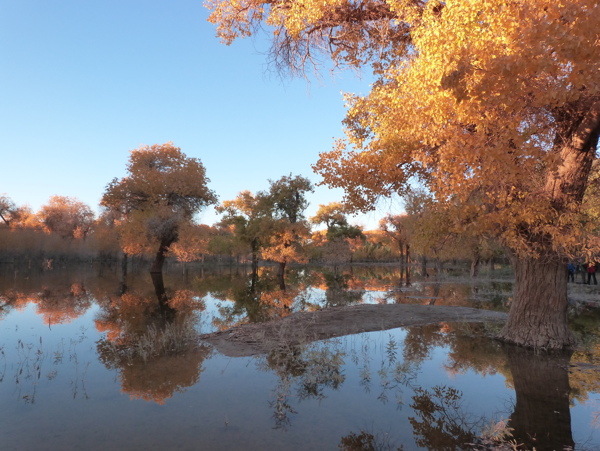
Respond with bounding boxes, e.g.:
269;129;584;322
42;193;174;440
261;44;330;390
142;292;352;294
498;255;575;349
545;99;600;208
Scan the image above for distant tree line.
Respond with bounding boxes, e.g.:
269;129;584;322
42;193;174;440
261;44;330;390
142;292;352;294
1;142;519;273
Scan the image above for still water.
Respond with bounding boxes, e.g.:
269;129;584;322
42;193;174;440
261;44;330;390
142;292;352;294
0;263;598;450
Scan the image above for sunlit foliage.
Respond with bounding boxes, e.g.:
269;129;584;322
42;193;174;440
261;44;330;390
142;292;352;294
101;142;217;273
168;223;214;263
310;202;363;241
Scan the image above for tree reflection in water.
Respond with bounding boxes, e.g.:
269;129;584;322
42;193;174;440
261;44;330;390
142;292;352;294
339;430;403;451
96;271;211;404
409;385;479;450
259;340;346;429
504;345;575;451
403;325;577;450
0;264;598;448
251;320;592;449
322;271;365;308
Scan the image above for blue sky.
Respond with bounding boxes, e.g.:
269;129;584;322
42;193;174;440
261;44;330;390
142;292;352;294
0;0;401;229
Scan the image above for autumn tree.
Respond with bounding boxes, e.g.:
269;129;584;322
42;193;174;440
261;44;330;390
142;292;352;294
310;202;363;241
310;202;363;270
168;223;214;265
262;174;314;280
216;190;274;273
93;210;123;259
38;195;95;239
7;205;37;229
207;224;249;263
379;214;411;266
207;0;600;349
0;196;36;233
380;189;453;274
398;188;505;276
218;175;313;282
101;143;217;274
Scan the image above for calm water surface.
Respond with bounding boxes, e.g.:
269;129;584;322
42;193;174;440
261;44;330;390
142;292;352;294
0;263;598;450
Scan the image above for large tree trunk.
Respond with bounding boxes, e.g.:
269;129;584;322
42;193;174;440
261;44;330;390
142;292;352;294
500;99;600;349
498;253;575;349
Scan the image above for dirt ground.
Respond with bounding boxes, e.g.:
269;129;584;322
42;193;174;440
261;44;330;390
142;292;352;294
200;304;507;357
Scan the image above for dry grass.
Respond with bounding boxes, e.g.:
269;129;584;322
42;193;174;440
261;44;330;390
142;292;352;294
104;320;200;363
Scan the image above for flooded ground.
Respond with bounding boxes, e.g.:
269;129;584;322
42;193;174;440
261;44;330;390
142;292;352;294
0;262;598;450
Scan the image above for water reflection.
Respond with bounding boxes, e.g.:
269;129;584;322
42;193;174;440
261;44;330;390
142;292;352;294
96;271;210;404
252;322;597;450
409;385;479;450
505;346;574;450
261;342;346;429
0;263;598;450
0;279;94;325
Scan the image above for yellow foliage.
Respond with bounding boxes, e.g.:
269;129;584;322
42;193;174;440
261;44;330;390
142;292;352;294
261;220;311;264
309;0;600;259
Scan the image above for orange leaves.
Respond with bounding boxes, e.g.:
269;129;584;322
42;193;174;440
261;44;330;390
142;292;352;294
101;143;217;260
261;220;311;264
38;195;95;239
267;0;347;38
205;0;264;44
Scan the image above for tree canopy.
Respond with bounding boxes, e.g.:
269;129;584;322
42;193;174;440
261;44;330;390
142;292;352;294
39;195;95;239
218;174;314;278
101;143;217;273
217;189;274;271
311;202;363;241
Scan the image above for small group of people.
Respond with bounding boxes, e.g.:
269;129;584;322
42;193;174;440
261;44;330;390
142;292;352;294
568;261;597;285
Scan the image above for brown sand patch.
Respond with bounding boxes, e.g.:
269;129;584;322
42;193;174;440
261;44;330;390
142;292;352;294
200;304;507;357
